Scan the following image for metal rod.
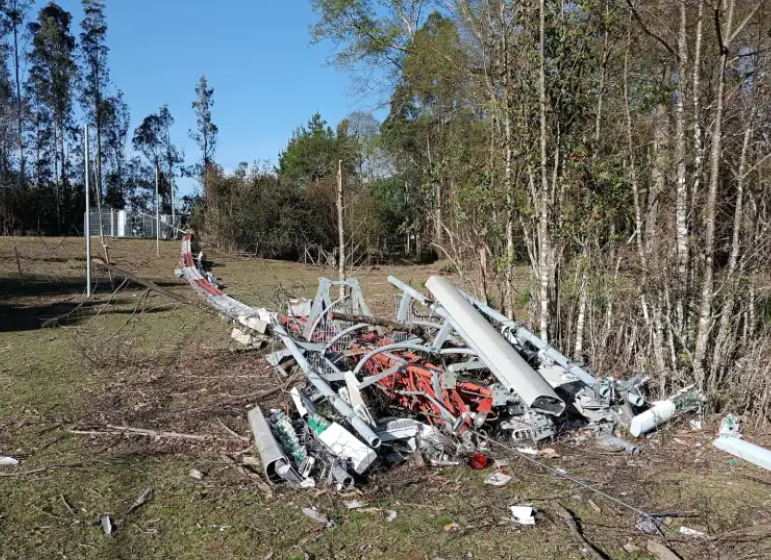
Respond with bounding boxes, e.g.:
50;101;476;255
330;311;425;334
155;164;160;257
84;124;91;298
462;290;597;388
323;323;370;352
273;324;381;449
352;343;437;377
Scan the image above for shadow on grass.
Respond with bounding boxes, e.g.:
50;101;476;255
0;275;182;332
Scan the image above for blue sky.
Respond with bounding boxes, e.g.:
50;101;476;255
33;0;383;196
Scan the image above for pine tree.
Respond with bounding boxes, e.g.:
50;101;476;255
26;2;76;231
189;74;218;195
79;0;109;201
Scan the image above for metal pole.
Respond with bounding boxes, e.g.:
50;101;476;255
170;168;176;237
84;125;92;297
155;163;160;257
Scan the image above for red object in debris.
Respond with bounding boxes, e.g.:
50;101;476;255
469;453;489;470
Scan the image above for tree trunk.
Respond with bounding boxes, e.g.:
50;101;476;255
53;118;60;233
710;125;751;384
500;1;515;319
435;180;442;244
694;0;735;386
95;46;103;202
12;20;23;182
574;267;588;360
337;159;345;300
594;0;610;144
646;104;667;248
674;1;689;327
538;0;551;342
624;12;665;374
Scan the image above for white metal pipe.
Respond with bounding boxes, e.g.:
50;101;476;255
84;125;91;298
273;324;381;449
463;291;597;387
629;400;677;437
425;276;565;416
713;436;771;472
247;406;300;484
155;164;160;256
629;385;703;437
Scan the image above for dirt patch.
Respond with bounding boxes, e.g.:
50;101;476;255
69;349;288;457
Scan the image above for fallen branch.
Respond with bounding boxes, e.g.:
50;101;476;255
646;540;682;560
0;461;85;477
125;488;154;517
91;259;208;310
224;371;302;406
217;418;250;442
69;425;212;441
60;494;76;515
555;504;609;560
330;311;426;334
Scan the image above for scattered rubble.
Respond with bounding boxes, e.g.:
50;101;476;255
679;526;707;539
189;469;204;480
100;514;114;537
0;456;19;466
509;505;536;525
302;507;334;528
484;471;512;486
178;233;707;490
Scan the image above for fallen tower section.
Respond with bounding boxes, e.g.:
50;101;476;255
177;233;706;488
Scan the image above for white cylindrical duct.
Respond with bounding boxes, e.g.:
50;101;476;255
713;436;771;472
247;406;299;485
425;276;565;416
629;401;677;437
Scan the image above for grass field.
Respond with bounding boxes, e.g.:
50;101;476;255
1;236;770;560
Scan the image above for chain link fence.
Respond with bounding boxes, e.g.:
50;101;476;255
85;210;181;239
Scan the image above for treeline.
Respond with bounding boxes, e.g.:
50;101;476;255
196;112;409;261
4;0;771;409
258;0;769;410
0;1;212;235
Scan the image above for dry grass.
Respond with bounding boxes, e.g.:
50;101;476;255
0;236;770;559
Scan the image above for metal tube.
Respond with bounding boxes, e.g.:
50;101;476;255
388;276;445;317
507;325;597;388
273;325;381;449
438;347;476;356
247;406;300;484
462;291;597;388
84;125;91;298
713;436;771;472
323;323;370;351
330;461;354;487
306;370;381;449
629;400;677;437
629;385;703;437
155;164;160;257
352;343;437;377
426;276;565;416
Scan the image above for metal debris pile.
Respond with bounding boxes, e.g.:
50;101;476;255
178;233;707;489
